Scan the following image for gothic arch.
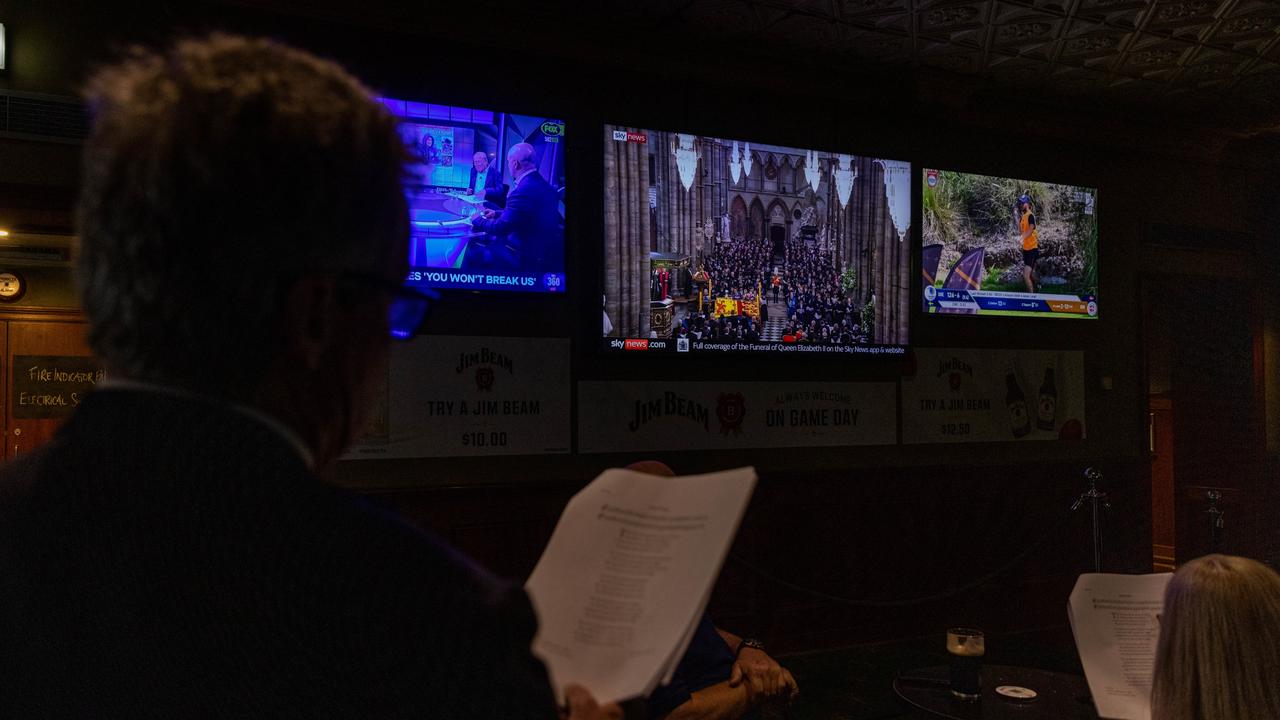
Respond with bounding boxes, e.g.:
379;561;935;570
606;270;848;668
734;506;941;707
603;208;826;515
730;195;748;242
777;156;794;193
766;199;790;226
748;198;766;241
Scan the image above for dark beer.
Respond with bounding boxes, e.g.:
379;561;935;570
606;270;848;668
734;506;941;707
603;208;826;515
947;628;984;700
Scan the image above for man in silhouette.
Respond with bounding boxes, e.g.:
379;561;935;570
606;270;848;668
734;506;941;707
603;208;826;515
0;33;615;720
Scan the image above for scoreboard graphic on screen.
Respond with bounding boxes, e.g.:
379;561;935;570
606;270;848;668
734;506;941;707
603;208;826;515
921;169;1098;319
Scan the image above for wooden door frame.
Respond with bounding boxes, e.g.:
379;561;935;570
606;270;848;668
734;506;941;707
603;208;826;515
1138;259;1266;566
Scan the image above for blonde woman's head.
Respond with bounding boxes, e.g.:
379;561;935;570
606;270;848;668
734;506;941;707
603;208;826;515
1151;554;1280;720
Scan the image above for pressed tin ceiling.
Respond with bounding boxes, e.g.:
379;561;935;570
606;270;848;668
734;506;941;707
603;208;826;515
626;0;1280;126
230;0;1280;140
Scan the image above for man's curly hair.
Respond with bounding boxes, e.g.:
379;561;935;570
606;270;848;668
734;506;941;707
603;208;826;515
77;34;409;396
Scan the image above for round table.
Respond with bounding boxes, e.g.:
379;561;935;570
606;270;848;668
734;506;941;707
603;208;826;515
406;190;483;268
893;665;1099;719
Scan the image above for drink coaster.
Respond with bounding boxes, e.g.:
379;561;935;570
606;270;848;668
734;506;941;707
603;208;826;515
996;685;1038;701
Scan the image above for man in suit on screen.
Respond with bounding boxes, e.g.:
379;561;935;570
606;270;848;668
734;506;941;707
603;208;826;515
470;142;562;271
468;150;507;206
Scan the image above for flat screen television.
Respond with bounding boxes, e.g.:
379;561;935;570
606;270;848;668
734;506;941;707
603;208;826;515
601;125;911;356
921;168;1098;318
378;97;566;293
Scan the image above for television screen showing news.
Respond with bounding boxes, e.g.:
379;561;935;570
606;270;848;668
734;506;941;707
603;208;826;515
601;125;911;356
378;97;566;293
921;169;1098;318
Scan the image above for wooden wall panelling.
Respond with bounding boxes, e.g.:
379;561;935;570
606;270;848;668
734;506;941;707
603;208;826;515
375;459;1149;655
5;320;94;457
0;322;6;457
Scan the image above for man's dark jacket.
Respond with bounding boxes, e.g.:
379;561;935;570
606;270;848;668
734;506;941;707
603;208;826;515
0;389;557;718
470;171;561;268
468;164;506;205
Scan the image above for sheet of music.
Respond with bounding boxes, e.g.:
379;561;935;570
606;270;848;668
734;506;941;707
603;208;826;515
526;467;757;703
1069;573;1172;720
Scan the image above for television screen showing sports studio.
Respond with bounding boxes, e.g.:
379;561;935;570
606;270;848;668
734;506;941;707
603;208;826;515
921;168;1098;319
601;124;911;356
377;97;566;293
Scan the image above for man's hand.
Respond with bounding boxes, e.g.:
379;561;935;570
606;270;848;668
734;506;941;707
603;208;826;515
728;648;798;705
562;684;623;720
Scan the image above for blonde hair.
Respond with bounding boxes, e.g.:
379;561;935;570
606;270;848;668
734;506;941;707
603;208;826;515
1151;554;1280;720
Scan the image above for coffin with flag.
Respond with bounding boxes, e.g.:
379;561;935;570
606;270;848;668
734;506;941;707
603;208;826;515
714;297;740;318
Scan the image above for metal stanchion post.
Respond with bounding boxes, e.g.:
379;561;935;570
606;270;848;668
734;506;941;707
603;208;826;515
1205;490;1224;553
1071;467;1111;572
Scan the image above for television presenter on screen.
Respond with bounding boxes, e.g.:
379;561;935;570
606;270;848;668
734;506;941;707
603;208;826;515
470;142;561;270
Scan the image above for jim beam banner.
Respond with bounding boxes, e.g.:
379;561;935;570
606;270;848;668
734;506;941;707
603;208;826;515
348;336;570;459
577;381;897;454
901;348;1086;444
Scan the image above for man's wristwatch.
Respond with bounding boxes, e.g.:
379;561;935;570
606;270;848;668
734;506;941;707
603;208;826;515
734;637;766;658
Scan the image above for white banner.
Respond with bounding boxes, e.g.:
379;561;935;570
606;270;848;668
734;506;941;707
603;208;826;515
902;348;1086;444
348;336;571;459
578;381;897;454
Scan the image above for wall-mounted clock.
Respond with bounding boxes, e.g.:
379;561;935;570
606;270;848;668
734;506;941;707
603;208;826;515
0;271;26;302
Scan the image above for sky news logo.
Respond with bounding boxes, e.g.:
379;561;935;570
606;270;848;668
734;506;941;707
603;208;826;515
612;129;647;144
608;338;667;351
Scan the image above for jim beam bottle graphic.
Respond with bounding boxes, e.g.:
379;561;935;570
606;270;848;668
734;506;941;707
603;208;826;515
1037;364;1057;431
1005;364;1031;438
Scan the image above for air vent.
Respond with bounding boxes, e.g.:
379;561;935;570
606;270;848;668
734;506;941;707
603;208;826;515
0;233;76;266
0;247;69;263
0;90;89;143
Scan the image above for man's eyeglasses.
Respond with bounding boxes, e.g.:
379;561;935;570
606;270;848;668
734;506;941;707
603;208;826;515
339;274;439;341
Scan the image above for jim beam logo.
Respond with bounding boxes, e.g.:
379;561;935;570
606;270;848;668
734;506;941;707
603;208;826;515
937;357;974;392
628;391;710;432
716;392;746;435
455;347;514;392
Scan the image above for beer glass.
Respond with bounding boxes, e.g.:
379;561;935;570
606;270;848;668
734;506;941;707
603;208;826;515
946;627;984;700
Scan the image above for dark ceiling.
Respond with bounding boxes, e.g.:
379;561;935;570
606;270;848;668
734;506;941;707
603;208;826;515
640;0;1280;125
223;0;1280;157
5;0;1276;232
